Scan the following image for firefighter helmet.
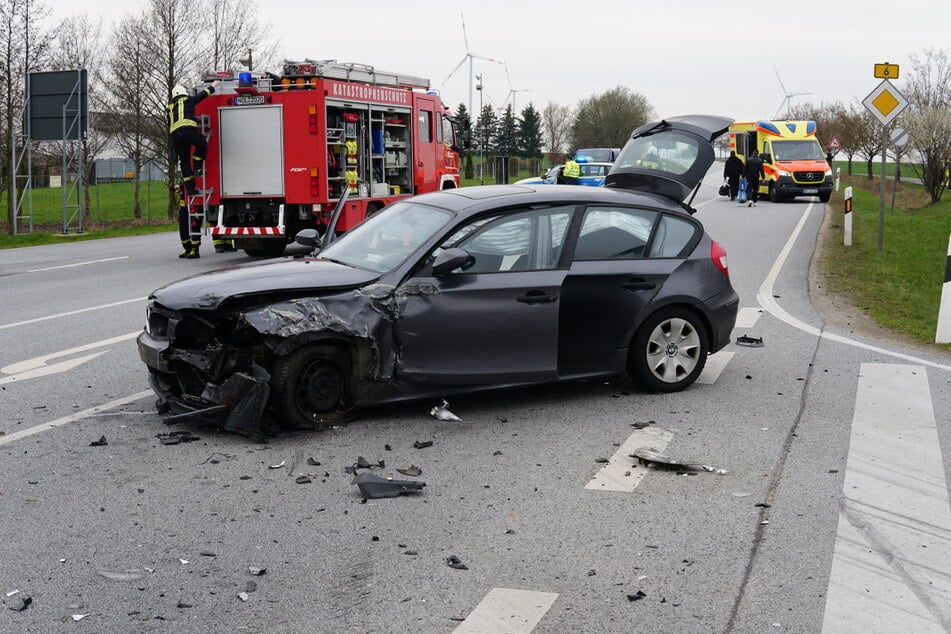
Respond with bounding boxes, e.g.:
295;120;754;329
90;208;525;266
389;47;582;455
172;85;187;98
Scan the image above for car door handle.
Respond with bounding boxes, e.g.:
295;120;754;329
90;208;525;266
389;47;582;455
517;290;557;304
621;279;656;291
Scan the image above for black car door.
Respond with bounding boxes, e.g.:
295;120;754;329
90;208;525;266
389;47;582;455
558;205;699;376
395;206;574;385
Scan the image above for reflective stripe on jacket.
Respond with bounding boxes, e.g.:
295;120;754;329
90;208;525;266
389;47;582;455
563;160;581;178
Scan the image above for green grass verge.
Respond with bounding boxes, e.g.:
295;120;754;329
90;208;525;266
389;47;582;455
819;175;951;348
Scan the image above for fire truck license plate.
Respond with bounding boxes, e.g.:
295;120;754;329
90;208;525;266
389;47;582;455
234;95;266;106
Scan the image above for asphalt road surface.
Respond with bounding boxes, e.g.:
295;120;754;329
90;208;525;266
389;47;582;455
2;173;950;633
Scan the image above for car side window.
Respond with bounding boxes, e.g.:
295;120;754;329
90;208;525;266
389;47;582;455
573;207;657;260
648;214;698;258
441;207;573;273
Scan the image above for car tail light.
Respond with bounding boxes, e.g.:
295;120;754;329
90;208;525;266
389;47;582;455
711;241;729;277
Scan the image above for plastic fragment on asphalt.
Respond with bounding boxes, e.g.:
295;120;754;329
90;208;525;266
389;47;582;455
413;440;433;449
71;614;89;621
445;555;468;570
430;400;461;422
631;447;730;475
5;590;18;597
248;566;267;576
269;461;286;469
627;590;647;602
8;595;31;611
295;476;312;484
177;601;192;608
736;335;764;347
89;436;108;447
306;457;320;466
396;465;422;477
96;569;143;582
352;472;425;499
179;559;189;565
238;592;250;602
157;430;202;445
200;550;217;557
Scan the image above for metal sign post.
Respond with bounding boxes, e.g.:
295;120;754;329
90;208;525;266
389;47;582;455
862;70;908;252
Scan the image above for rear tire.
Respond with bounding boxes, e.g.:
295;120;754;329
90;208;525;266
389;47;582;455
270;344;351;430
628;307;709;392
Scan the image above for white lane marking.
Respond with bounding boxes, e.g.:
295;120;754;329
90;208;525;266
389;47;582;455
0;351;108;385
585;426;674;492
453;588;558;634
27;256;129;273
0;297;147;330
1;331;140;378
822;364;951;632
734;307;763;330
757;203;951;372
0;390;154;447
697;351;734;385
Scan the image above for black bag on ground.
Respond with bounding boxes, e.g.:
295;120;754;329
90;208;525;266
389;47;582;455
718;180;730;196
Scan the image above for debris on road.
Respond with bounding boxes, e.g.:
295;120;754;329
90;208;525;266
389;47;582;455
430;400;461;422
89;436;108;447
71;614;89;621
631;447;729;475
157;430;202;445
96;569;143;582
248;566;267;576
445;555;468;570
306;457;321;466
269;461;286;470
237;592;250;602
736;335;764;347
200;551;217;557
7;595;32;611
295;476;312;484
413;440;433;449
626;590;647;602
344;456;385;474
396;465;422;477
631;420;655;429
351;472;425;499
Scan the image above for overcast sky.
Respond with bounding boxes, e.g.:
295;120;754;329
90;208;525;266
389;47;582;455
54;0;949;124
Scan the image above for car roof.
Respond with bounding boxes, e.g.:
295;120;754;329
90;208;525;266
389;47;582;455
408;184;687;216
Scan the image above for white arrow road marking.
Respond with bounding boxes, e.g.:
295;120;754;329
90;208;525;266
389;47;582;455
822;364;951;632
27;256;129;273
0;331;140;383
0;297;147;330
585;426;674;492
0;390;154;447
453;588;558;633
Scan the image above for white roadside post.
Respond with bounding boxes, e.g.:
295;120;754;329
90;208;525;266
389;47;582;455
835;167;840;192
843;186;853;247
936;235;951;343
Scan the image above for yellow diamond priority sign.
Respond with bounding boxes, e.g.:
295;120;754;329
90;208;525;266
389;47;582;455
863;79;908;126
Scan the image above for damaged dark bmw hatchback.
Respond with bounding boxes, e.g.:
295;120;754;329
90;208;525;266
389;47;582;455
137;115;739;437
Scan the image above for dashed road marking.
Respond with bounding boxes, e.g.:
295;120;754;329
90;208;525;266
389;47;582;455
453;588;558;633
27;256;129;273
698;351;734;384
822;364;951;632
0;297;147;330
585;426;674;492
734;307;763;330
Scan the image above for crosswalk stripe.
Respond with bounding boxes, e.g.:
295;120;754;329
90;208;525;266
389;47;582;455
734;306;763;330
453;588;558;633
822;364;951;632
697;351;734;384
585;426;674;492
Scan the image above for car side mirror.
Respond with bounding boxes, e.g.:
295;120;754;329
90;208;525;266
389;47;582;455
295;228;321;248
432;248;475;277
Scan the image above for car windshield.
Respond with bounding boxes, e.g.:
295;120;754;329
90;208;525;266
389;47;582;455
772;140;825;161
319;201;453;273
614;131;700;175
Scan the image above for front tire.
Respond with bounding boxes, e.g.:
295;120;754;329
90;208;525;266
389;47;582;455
768;183;780;203
270;344;351;430
819;192;831;203
629;308;709;392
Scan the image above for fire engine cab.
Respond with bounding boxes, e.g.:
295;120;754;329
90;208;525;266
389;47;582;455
193;59;460;256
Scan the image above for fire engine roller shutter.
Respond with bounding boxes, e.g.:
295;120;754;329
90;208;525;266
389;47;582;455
219;105;285;196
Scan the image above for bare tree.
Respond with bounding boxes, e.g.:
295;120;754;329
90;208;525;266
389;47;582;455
542;101;572;166
101;14;151;219
1;0;52;233
904;105;951;202
208;0;279;72
854;109;884;179
571;86;653;151
904;48;951;108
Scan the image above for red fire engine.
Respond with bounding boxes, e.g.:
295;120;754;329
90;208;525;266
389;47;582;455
192;59;461;256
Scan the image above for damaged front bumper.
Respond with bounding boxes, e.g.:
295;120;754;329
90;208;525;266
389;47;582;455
137;330;271;438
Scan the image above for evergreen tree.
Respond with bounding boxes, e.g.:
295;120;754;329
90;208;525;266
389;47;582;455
454;103;474;179
496;105;518;156
517;103;543;158
474;104;498;155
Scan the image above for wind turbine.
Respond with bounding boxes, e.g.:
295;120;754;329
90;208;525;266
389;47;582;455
774;67;813;118
439;13;505;120
500;63;532;114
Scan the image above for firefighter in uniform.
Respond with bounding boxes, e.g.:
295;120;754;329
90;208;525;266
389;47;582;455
167;79;220;194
